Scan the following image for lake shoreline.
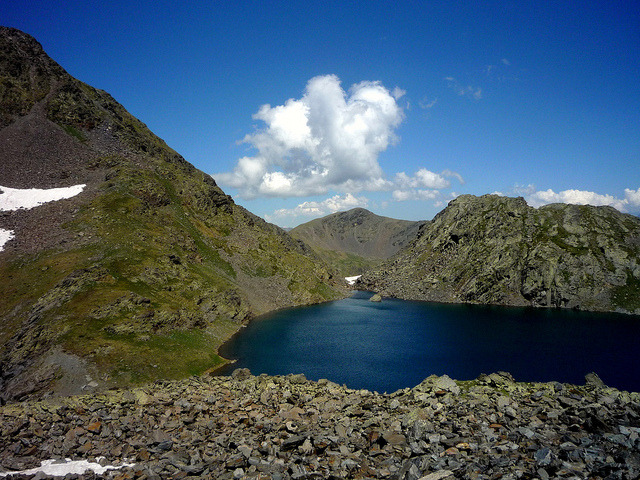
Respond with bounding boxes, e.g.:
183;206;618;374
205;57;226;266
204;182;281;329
216;291;640;393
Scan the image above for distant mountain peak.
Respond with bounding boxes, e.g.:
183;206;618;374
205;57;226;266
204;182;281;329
290;208;425;276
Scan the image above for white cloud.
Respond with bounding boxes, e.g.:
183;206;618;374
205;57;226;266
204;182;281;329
265;193;369;224
442;169;465;185
215;75;404;198
525;188;626;210
501;58;511;66
392;189;440;201
512;185;640;213
445;77;482;100
419;97;438;109
0;184;85;211
395;169;450;189
391;169;463;202
392;87;406;100
624;188;640;206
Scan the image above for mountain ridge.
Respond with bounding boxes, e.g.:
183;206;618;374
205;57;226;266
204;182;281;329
359;194;640;314
0;27;346;401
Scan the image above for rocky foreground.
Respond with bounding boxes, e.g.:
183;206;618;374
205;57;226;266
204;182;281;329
1;371;639;479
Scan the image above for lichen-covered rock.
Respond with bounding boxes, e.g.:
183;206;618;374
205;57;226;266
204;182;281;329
360;194;640;314
0;371;638;479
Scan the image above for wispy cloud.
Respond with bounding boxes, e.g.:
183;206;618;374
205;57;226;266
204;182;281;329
419;97;438;109
392;86;406;100
445;77;482;100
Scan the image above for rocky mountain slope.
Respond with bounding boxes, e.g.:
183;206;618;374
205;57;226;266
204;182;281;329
0;27;346;402
290;208;424;276
1;369;638;479
359;194;640;314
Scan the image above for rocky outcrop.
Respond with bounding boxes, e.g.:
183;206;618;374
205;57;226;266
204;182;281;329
1;370;639;479
359;194;640;314
290;208;424;276
0;27;347;402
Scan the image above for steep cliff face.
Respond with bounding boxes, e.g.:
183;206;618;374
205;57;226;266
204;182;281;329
290;208;424;275
359;194;640;313
0;27;345;401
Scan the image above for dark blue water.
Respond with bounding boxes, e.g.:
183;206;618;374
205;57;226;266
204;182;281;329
218;291;640;393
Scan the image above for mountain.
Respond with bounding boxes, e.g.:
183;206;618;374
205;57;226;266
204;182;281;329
0;27;346;401
289;208;425;276
359;194;640;314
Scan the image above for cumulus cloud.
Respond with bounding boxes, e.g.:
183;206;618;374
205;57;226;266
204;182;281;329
624;188;640;207
264;193;368;224
526;189;623;209
512;185;640;213
215;75;404;198
395;169;450;189
391;169;464;202
392;189;440;202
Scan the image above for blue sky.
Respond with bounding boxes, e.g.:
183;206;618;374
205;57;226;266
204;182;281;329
4;1;639;227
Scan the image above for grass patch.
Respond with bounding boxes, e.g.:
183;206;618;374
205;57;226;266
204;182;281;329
65;328;226;386
61;123;86;142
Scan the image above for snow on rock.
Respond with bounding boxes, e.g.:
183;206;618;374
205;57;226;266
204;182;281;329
345;275;362;285
0;458;134;477
0;229;14;252
0;184;85;211
0;184;86;251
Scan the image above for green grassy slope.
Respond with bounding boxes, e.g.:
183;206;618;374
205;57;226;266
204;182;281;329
0;27;345;400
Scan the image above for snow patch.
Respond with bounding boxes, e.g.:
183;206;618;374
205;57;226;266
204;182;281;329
0;184;86;250
0;229;14;252
345;275;362;285
0;458;134;477
0;184;85;211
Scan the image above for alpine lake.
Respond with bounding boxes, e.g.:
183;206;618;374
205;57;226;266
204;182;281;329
218;291;640;393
